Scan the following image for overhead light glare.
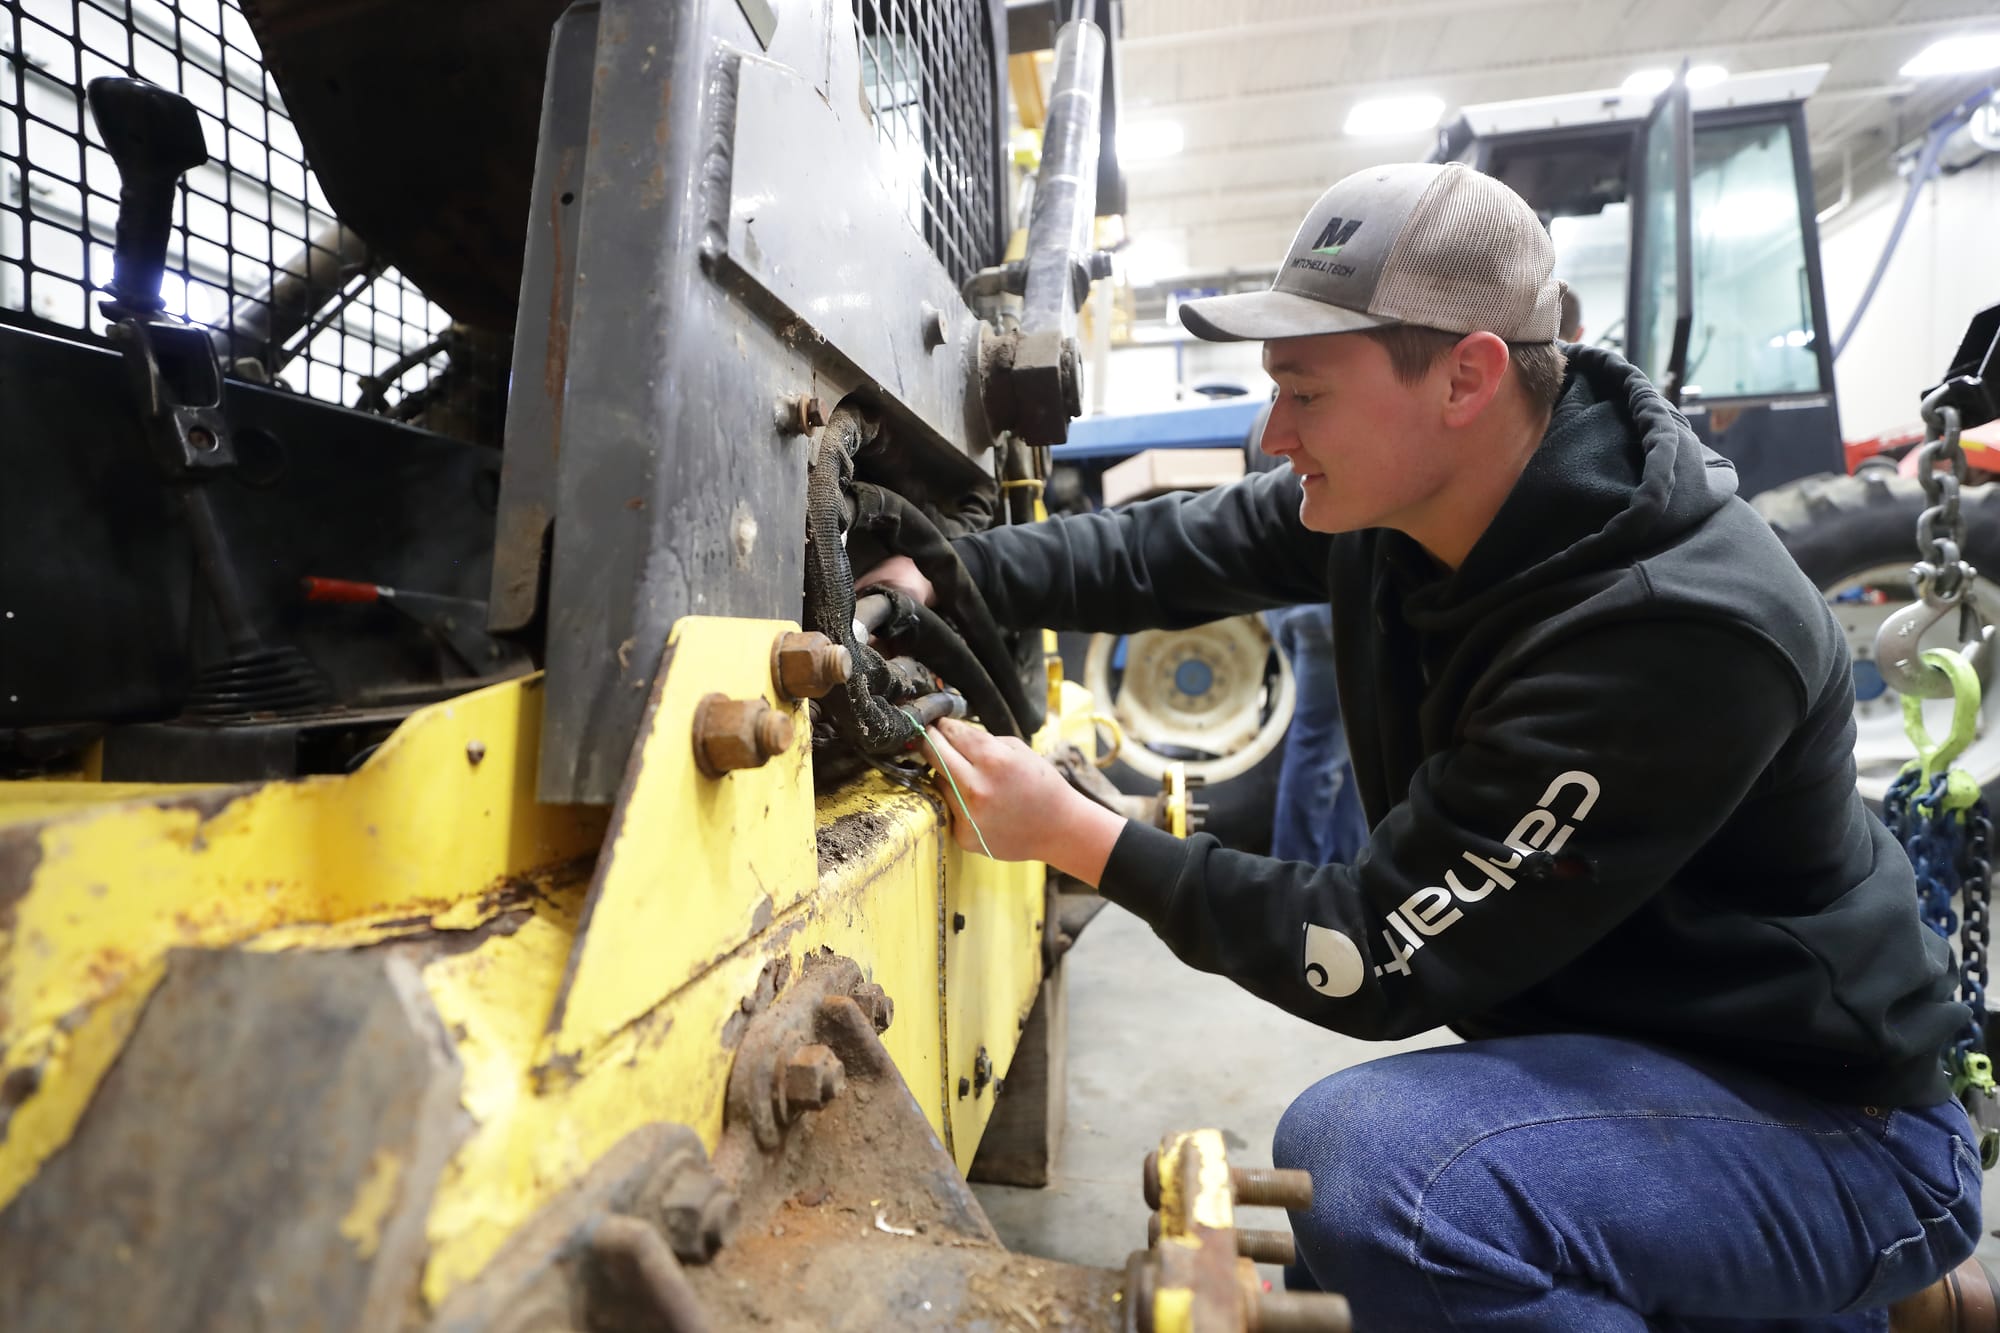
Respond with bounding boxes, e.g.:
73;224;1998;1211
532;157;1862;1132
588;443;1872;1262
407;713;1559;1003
1686;64;1729;89
1900;33;2000;78
1117;120;1185;163
1620;67;1675;96
1342;94;1444;137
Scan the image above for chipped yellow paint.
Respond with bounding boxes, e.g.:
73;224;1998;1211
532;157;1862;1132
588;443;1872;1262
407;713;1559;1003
0;959;160;1208
2;620;1103;1315
0;674;606;1212
0;782;226;827
418;774;953;1304
534;617;818;1078
340;1148;407;1260
1159;1129;1235;1240
1152;1287;1196;1333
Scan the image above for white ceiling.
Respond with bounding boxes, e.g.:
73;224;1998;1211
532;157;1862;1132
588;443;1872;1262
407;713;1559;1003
1112;0;2000;287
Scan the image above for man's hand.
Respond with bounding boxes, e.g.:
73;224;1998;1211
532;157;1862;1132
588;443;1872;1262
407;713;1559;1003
918;717;1127;885
856;554;935;608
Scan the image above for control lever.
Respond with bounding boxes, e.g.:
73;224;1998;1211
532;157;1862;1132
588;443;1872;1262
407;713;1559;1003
87;77;208;319
87;77;329;718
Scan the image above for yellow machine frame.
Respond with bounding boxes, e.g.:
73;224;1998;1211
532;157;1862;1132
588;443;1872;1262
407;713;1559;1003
0;615;1094;1309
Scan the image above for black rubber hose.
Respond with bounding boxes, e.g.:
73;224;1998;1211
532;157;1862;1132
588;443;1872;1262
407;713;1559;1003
805;410;918;754
846;482;1046;734
872;588;1021;739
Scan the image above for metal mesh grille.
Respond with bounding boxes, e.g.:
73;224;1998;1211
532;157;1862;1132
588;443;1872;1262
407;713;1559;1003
0;0;453;411
853;0;1004;290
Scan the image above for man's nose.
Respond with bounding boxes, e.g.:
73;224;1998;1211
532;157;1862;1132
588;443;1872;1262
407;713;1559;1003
1261;399;1300;457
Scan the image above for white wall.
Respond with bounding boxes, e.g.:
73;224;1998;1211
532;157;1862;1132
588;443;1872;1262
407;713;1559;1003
1821;153;2000;441
1093;338;1273;416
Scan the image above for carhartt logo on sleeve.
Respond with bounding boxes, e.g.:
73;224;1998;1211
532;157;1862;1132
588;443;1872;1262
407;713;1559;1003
1302;923;1364;998
1371;770;1602;981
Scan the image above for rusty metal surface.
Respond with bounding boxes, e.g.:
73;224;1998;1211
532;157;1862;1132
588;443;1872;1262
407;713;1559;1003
696;951;1125;1330
238;0;570;331
488;0;598;633
0;948;468;1333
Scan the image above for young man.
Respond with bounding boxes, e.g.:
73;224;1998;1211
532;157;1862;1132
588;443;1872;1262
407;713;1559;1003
870;161;1981;1330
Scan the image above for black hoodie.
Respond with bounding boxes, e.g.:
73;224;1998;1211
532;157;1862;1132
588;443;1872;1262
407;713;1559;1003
957;345;1963;1107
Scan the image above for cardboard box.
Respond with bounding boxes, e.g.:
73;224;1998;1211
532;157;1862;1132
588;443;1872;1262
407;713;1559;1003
1100;448;1246;508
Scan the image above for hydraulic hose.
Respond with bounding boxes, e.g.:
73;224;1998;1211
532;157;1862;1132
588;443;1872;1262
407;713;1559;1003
846;482;1047;734
872;588;1022;739
805;409;919;754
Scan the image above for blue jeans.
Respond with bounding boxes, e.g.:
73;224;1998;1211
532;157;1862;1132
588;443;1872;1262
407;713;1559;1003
1266;604;1367;864
1273;1033;1982;1331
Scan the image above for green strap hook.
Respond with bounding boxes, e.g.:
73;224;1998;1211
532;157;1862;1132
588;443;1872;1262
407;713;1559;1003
1902;644;1984;807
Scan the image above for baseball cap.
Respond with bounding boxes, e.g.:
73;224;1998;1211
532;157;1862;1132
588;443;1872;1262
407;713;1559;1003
1178;162;1562;344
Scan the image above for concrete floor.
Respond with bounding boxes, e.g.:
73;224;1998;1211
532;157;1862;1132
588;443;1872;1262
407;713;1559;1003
970;905;1451;1275
972;902;2000;1283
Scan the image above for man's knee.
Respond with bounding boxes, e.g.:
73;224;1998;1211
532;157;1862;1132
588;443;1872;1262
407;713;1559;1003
1273;1056;1444;1261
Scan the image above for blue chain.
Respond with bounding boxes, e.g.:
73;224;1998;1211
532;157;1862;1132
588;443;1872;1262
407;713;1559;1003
1885;769;1992;1066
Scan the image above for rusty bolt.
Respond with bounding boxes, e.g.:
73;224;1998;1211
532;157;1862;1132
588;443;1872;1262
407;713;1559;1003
692;694;794;777
654;1171;739;1265
772;630;852;701
781;1043;844;1115
466;739;486;766
850;981;895;1033
785;393;827;434
1231;1165;1315;1212
188;426;217;452
921;301;949;351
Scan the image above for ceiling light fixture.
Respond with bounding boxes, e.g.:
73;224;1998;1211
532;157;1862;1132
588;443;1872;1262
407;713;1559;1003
1117;120;1185;163
1620;68;1675;97
1899;33;2000;78
1343;94;1445;137
1686;64;1729;89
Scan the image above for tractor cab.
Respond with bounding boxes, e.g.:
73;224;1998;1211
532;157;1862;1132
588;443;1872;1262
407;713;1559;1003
1436;65;1842;499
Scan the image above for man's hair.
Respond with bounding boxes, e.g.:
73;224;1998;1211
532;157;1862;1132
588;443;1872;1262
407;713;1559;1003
1358;325;1568;412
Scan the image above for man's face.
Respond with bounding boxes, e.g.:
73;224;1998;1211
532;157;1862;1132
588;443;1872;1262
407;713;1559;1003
1260;332;1453;535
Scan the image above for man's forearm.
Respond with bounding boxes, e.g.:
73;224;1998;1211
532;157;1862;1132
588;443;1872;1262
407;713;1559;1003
1038;797;1128;887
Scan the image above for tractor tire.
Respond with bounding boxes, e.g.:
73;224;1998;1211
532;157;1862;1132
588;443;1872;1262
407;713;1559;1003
1057;627;1288;855
1756;470;2000;807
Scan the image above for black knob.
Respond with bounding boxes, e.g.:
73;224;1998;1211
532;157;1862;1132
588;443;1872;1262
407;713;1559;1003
85;78;208;315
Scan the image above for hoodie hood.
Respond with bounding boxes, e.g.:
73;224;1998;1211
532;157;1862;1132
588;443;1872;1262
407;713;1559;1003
1400;344;1738;632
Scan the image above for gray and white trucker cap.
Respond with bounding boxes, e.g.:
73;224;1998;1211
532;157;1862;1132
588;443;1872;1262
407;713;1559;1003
1178;162;1563;343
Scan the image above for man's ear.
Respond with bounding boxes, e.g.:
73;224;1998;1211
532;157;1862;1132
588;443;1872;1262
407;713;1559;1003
1439;331;1511;428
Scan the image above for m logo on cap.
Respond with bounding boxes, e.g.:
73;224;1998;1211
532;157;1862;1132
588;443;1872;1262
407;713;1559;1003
1310;216;1363;256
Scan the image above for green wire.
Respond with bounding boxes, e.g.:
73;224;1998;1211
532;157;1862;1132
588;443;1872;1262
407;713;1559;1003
902;709;993;858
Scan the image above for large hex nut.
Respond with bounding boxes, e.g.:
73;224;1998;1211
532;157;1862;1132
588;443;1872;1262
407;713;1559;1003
850;981;895;1034
653;1170;739;1266
692;694;794;777
780;1043;845;1117
772;631;852;701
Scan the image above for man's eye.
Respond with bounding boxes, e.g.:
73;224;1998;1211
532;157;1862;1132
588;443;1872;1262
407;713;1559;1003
1292;392;1318;407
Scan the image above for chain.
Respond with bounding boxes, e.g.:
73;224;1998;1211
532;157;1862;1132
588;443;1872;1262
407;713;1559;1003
1912;389;1972;603
1962;800;1993;1063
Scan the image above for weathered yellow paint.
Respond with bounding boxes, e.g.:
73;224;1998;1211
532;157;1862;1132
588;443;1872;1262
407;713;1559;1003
1152;1287;1196;1333
340;1148;407;1260
534;617;817;1079
2;619;1099;1315
0;959;159;1208
417;774;953;1303
0;782;223;827
0;674;607;1211
1158;1129;1235;1241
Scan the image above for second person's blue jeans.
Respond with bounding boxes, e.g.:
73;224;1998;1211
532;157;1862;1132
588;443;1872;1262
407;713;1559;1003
1274;1033;1982;1331
1266;603;1367;864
